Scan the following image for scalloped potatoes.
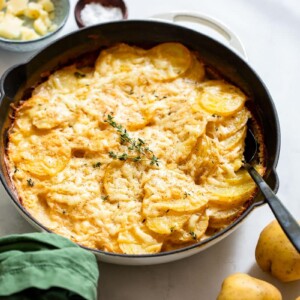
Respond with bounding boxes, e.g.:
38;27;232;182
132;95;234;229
7;43;264;254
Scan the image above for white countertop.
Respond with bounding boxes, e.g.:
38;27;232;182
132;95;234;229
0;0;299;299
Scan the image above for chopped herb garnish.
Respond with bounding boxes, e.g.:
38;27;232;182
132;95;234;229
14;168;19;174
190;231;197;240
170;226;175;233
27;178;34;187
101;195;109;201
133;156;142;162
184;191;191;198
109;151;117;159
74;71;86;78
93;162;102;168
150;155;159;166
118;153;128;161
104;114;159;166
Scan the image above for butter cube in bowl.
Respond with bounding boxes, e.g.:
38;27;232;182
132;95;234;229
0;0;69;52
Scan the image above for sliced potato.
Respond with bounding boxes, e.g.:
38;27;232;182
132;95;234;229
142;169;208;217
146;213;190;235
207;107;250;140
182;52;205;82
104;161;145;202
149;43;192;81
225;166;264;185
95;43;148;76
207;204;245;229
118;223;162;254
197;80;246;117
159;104;207;162
207;180;256;207
28;96;72;130
12;132;71;177
169;212;209;243
180;135;220;183
46;65;90;94
220;127;246;151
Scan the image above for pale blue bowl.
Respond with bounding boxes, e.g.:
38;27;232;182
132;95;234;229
0;0;70;52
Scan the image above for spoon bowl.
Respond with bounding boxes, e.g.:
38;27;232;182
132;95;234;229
244;128;300;252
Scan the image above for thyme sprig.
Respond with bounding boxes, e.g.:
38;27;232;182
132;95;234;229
105;114;159;166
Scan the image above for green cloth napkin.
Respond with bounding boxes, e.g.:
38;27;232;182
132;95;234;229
0;232;99;300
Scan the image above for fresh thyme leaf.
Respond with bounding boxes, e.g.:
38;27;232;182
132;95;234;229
184;191;191;198
101;195;109;201
93;162;101;168
118;153;128;161
120;130;131;144
189;231;197;240
138;138;145;145
105;115;159;166
109;151;117;159
150;155;159;166
27;178;34;187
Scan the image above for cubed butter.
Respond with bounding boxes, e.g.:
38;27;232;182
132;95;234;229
24;2;43;19
0;0;6;11
33;17;47;35
48;23;57;32
0;13;23;39
38;0;54;12
6;0;28;16
21;27;39;40
39;10;51;27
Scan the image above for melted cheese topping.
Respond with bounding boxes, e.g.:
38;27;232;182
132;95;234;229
7;43;264;254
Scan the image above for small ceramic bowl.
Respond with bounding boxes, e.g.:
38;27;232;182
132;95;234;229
75;0;128;28
0;0;70;52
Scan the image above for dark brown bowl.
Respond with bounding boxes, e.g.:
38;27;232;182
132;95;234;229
74;0;128;28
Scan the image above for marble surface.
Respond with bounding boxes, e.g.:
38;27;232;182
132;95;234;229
0;0;299;299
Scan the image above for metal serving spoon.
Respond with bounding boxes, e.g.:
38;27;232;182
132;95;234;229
244;129;300;253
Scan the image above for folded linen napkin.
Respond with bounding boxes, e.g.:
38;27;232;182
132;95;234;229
0;232;99;300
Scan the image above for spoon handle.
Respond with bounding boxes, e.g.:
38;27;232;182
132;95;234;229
245;164;300;253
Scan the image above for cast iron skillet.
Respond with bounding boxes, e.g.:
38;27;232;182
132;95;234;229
0;20;280;265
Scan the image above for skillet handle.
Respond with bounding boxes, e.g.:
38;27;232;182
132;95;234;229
151;11;247;60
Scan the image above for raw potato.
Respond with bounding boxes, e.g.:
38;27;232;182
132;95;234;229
0;0;6;10
217;273;282;300
0;14;23;39
255;220;300;282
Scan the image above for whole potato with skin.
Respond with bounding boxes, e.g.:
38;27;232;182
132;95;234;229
217;273;282;300
255;220;300;282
